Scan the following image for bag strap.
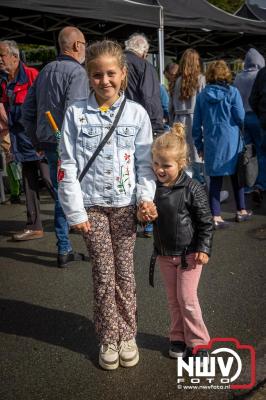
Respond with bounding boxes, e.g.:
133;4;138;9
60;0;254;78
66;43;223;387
237;126;245;152
78;97;126;183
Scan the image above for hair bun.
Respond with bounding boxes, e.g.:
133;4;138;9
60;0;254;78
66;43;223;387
172;122;185;139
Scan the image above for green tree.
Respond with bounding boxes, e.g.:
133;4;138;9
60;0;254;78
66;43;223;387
19;44;57;66
208;0;245;13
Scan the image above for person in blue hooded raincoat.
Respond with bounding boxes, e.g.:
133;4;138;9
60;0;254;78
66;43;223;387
192;60;252;229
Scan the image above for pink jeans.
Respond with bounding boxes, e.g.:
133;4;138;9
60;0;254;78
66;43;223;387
158;253;210;347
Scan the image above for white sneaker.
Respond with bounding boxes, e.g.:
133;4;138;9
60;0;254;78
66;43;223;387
99;343;119;370
119;338;139;367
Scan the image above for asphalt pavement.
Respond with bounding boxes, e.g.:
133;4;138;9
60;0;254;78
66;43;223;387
0;181;265;400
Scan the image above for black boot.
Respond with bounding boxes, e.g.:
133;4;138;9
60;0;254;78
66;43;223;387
252;188;263;204
57;251;85;268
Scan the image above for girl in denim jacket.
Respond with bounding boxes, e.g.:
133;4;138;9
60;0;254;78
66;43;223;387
58;41;157;370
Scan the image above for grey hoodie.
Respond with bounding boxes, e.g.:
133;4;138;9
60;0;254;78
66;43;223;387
234;48;265;112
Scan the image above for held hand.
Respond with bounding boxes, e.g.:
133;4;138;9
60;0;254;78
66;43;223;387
137;201;158;222
195;252;209;265
71;221;92;234
143;201;158;220
137;208;154;222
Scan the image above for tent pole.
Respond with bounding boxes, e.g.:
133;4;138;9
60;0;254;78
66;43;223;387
158;5;164;84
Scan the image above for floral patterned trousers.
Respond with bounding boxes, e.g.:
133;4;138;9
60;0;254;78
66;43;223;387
83;205;137;344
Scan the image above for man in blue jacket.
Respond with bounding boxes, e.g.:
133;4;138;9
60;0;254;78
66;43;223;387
22;26;89;267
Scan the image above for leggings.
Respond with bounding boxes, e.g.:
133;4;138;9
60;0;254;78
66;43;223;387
209;174;245;216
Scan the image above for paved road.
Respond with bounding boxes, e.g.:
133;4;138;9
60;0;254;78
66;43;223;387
0;184;265;400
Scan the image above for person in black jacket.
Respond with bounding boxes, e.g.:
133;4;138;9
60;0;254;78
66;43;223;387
248;65;266;195
141;122;213;362
124;33;164;135
125;33;163;238
249;65;266;133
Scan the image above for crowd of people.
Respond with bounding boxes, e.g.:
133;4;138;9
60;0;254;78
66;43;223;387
0;27;265;371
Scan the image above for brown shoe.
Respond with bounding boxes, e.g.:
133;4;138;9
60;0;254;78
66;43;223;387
12;229;44;241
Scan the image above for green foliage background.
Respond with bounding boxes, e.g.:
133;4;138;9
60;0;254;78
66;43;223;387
20;44;57;66
208;0;245;13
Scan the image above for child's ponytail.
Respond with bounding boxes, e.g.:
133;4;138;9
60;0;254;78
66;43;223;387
171;122;186;141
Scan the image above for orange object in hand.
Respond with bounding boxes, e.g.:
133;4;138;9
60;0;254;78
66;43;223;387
45;111;59;133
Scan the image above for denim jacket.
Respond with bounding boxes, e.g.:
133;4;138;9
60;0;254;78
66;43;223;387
58;92;156;226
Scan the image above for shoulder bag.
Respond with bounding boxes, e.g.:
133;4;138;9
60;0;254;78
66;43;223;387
237;129;258;188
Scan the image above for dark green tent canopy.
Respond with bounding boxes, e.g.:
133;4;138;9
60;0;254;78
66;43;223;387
1;0;266;58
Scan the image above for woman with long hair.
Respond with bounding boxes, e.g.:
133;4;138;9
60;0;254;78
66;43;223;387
172;48;205;182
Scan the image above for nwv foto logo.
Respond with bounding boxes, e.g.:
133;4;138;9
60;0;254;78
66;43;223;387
177;338;256;390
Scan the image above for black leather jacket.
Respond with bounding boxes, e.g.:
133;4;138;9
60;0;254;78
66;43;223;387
153;171;213;257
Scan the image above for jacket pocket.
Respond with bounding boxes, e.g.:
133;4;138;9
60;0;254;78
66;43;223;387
82;127;102;150
116;126;135;149
176;219;194;247
14;87;28;104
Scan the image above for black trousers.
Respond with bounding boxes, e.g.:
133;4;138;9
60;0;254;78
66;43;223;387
22;159;52;231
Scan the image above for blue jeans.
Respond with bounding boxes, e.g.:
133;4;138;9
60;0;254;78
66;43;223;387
45;149;72;255
244;112;266;190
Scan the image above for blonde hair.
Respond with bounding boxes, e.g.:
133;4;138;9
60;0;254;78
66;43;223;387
206;60;232;84
85;40;128;91
152;123;188;168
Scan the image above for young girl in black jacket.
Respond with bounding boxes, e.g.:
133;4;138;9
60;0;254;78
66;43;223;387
142;123;213;362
